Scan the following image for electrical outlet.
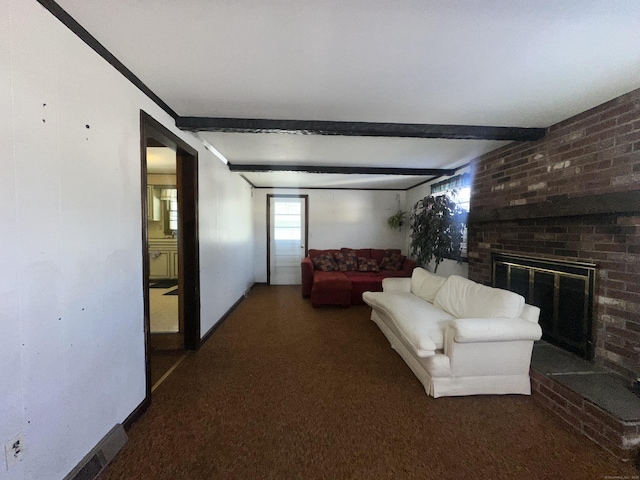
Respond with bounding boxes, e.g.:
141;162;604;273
4;433;25;470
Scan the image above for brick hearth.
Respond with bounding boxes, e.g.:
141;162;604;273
530;342;640;461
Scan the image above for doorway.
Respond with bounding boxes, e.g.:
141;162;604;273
141;111;201;399
267;195;309;285
147;147;180;344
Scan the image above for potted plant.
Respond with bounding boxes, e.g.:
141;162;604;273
409;194;466;273
387;210;407;230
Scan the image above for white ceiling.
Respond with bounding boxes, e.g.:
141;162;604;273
56;0;640;189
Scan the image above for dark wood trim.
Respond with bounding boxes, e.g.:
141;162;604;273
266;196;271;286
140;110;201;422
254;186;409;192
177;149;201;350
142;110;200;349
406;162;472;192
243;162;471;191
142;112;198;156
304;196;309;259
229;163;455;176
122;396;151;431
37;0;178;119
199;290;251;345
139;112;152;407
177;117;546;141
406;176;442;191
266;194;309;285
468;190;640;224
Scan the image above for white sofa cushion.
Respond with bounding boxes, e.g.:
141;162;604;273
433;275;525;319
451;318;543;343
381;277;411;293
410;268;447;303
362;291;455;354
520;304;541;323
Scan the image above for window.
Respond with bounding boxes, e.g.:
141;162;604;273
161;188;178;234
431;173;471;258
273;201;302;240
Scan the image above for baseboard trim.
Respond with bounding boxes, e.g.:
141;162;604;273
200;284;254;345
122;395;151;431
63;424;128;480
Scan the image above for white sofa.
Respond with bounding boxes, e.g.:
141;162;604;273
362;268;542;398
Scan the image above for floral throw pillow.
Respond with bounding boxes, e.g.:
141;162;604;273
380;251;406;271
312;252;339;272
357;257;380;272
334;250;358;271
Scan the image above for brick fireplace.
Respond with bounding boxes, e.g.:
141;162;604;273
467;87;640;459
492;253;596;360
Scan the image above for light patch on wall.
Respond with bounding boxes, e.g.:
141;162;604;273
195;133;229;165
147;147;176;174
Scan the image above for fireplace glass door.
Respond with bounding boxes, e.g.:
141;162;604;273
492;253;596;360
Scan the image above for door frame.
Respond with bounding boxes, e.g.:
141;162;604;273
266;194;309;285
140;111;201;399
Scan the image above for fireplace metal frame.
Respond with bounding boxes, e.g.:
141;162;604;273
492;253;596;360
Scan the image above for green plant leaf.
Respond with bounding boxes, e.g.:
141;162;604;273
409;194;465;272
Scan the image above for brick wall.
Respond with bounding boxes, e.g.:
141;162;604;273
530;370;640;460
468;88;640;380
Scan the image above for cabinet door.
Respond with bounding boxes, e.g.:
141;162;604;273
149;251;171;278
147;186;162;221
170;251;179;279
147;186;154;221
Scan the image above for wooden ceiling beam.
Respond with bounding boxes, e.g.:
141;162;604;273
227;163;455;176
177;117;545;141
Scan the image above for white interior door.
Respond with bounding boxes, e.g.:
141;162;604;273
270;197;306;285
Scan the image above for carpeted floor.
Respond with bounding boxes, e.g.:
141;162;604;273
150;350;187;387
100;285;638;480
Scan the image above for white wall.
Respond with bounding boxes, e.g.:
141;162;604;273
405;169;470;278
253;189;407;282
0;2;254;479
199;162;254;335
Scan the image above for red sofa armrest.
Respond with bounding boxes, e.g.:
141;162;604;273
301;257;315;297
402;257;417;276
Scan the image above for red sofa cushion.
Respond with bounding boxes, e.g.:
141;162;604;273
380;250;406;271
377;270;411;278
309;249;340;258
354;248;371;259
370;249;388;265
349;275;383;304
311;271;351;292
312;252;339;271
334;250;358;271
357;257;380;272
343;271;377;278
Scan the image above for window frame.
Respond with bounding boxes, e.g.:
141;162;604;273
430;173;471;260
158;186;178;235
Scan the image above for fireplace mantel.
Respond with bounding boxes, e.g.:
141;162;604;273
468;190;640;224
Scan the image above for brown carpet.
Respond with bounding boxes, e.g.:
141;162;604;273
150;350;187;386
100;285;638;480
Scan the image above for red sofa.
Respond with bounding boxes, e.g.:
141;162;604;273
301;248;417;307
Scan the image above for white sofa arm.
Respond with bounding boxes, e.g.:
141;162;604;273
382;277;411;293
521;304;541;323
451;318;543;343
